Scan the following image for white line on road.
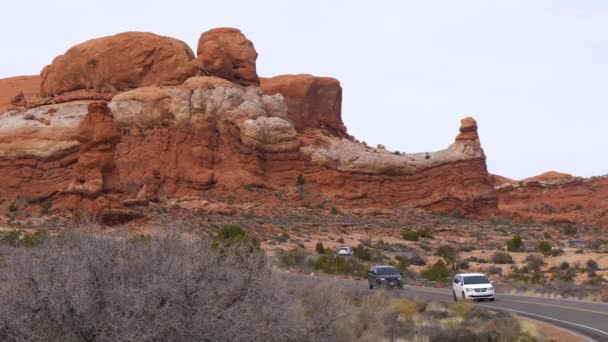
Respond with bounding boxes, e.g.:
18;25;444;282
477;304;608;339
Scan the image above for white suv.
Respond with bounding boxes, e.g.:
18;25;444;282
452;273;495;302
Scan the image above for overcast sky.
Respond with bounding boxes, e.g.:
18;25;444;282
1;0;606;179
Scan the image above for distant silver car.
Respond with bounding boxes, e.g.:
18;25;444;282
336;246;352;256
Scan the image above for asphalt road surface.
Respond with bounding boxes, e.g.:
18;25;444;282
288;272;608;341
396;284;608;342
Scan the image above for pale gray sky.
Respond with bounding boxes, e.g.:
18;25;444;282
1;0;606;179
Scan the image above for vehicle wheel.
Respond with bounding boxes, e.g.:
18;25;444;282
369;283;373;289
462;291;466;300
453;291;458;302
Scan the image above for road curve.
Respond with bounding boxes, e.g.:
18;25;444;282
284;271;608;342
396;284;608;342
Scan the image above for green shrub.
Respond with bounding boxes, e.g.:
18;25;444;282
491;251;514;264
401;230;419;241
421;260;450;282
586;259;599;271
1;229;48;247
130;234;152;243
40;199;52;216
537;241;552;256
279;249;306;268
330;206;339;215
315;241;325;254
212;225;260;253
315;254;367;278
506;234;523;252
435;245;457;269
353;244;372;261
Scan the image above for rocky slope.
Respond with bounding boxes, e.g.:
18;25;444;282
0;28;497;224
494;172;608;229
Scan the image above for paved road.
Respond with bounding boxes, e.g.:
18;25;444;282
395;284;608;342
287;272;608;341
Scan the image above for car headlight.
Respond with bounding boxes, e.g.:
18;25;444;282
465;288;473;292
488;287;493;291
397;277;401;280
379;278;385;281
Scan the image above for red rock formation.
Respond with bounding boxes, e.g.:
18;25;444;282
495;173;608;229
260;74;346;136
196;28;259;86
0;75;40;112
0;29;499;223
40;32;196;99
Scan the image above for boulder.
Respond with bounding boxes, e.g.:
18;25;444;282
40;32;196;98
260;74;346;135
196;28;259;86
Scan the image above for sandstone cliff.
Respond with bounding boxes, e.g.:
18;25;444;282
0;28;497;224
495;172;608;229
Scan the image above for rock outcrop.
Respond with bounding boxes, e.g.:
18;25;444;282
0;28;499;223
0;75;40;112
40;32;197;99
196;28;259;86
260;75;345;135
494;172;608;228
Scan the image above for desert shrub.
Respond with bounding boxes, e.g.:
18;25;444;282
401;230;419;241
491;251;514;264
39;199;52;216
487;266;503;275
562;225;578;236
525;254;546;272
457;260;470;270
353;244;372;261
537;241;552;255
315;241;325;254
129;233;152;243
330;206;339;215
296;173;306;185
315;254;367;278
408;253;427;266
559;261;570;270
211;224;260;254
506;234;523;252
435;245;457;270
0;229;48;248
0;232;326;342
586;259;599;271
421;260;450;282
418;228;433;239
278;248;306;268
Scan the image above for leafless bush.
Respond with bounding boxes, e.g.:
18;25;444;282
0;232;344;341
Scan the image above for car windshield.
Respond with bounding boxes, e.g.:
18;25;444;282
463;275;490;285
377;267;400;276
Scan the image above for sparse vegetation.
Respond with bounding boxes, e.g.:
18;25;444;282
296;173;306;185
40;198;52;216
537;241;552;256
507;233;523;252
492;251;514;264
435;244;457;270
401;229;419;241
315;240;325;254
420;259;450;282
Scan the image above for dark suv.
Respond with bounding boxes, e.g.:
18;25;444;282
368;266;403;289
